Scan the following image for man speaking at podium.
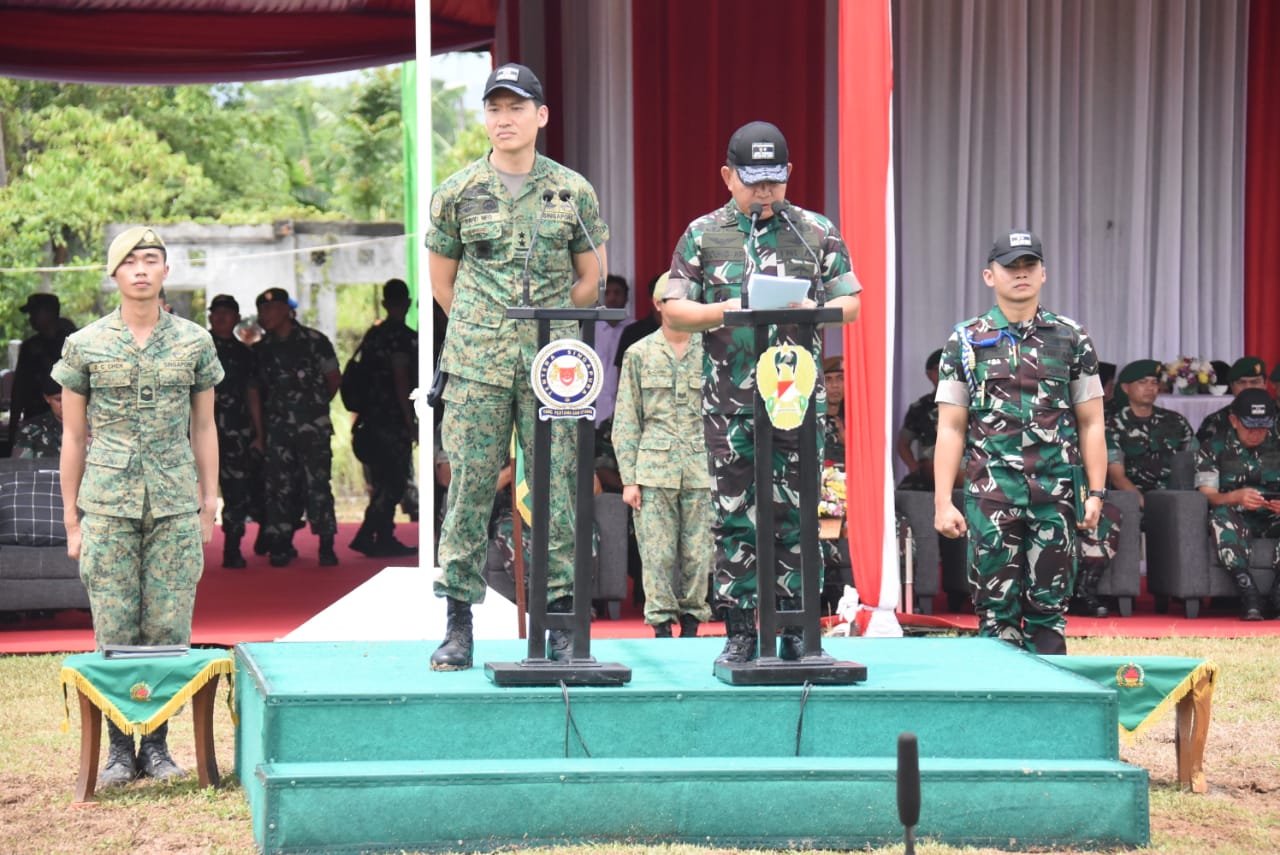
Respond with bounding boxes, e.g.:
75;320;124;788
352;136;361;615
426;63;609;671
661;121;862;666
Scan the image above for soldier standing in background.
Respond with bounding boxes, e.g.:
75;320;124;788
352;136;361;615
7;293;74;452
613;273;713;638
426;63;609;671
248;287;341;567
207;294;260;568
11;376;64;459
53;226;222;787
933;230;1107;654
350;278;419;558
896;348;942;490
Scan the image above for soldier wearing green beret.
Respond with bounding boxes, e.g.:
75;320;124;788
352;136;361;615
1196;356;1268;444
426;64;609;670
1107;359;1197;497
53;226;223;787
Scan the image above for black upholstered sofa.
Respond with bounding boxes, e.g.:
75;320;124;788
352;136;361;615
0;457;88;613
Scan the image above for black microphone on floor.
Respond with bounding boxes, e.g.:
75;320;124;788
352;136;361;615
557;188;605;305
897;731;922;855
522;189;556;306
742;202;764;309
772;200;826;305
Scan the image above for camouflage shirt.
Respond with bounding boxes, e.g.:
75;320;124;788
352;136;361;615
359;318;418;428
899;391;940;460
13;409;62;459
426;152;609;388
936;304;1102;505
665;200;859;416
251;323;339;434
51;307;223;517
212;333;255;439
613;330;708;490
1105;404;1195;492
1194;404;1233;445
1194;428;1280;493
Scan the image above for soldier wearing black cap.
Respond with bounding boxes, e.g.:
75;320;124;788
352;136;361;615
1196;356;1268;444
1194;388;1280;619
6;292;75;453
208;294;261;568
897;348;943;490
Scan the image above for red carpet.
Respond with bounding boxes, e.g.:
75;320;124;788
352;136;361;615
3;527;1278;653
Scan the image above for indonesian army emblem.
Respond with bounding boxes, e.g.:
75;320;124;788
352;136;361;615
757;345;816;430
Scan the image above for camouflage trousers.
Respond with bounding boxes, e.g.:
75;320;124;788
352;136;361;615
79;502;203;648
1076;499;1121;564
263;422;337;542
436;374;577;605
1208;505;1280;586
359;419;414;540
964;494;1076;645
636;485;714;626
217;429;262;537
705;412;824;609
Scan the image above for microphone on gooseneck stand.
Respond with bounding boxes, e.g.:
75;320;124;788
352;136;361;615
743;202;764;309
772;200;826;306
522;189;557;306
557;188;605;305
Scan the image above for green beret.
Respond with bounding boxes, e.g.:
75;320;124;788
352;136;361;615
1118;359;1161;384
108;226;166;275
1228;356;1266;383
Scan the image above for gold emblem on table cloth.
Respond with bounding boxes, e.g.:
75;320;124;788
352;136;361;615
757;345;816;430
1115;662;1145;689
130;682;154;702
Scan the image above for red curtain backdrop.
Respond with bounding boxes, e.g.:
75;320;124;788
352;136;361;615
630;0;828;320
838;0;895;627
1245;0;1280;373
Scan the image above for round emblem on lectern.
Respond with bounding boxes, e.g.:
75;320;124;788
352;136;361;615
531;338;603;420
757;345;817;430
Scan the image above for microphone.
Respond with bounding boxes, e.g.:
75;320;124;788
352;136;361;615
897;732;922;855
742;203;764;309
557;188;605;306
772;200;826;305
522;189;556;306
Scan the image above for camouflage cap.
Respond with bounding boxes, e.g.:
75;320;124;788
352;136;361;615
1231;388;1277;429
1118;359;1161;384
108;226;166;275
1228;356;1266;383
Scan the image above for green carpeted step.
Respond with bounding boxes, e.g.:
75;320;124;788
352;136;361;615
253;755;1149;852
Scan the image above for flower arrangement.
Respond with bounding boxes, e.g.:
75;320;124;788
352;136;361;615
1162;356;1216;394
818;464;846;519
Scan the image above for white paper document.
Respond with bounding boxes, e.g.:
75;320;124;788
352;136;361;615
746;273;810;310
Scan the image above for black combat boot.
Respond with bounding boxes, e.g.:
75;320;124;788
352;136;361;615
222;532;247;569
652;621;674;638
715;607;758;664
429;598;474;671
348;524;378;556
1235;572;1264;621
98;721;137;788
777;597;805;660
138;721;186;781
678;614;700;638
546;596;574;660
318;535;339;567
1072;559;1110;618
253;526;270;556
268;532;295;567
1031;626;1068;655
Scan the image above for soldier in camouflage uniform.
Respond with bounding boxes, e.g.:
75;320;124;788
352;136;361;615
933;231;1107;655
426;63;609;670
1196;356;1268;444
896;348;942;490
1107;359;1196;496
614;274;713;638
663;121;861;664
1194;388;1280;620
208;294;259;568
53;226;222;787
12;376;63;459
248;287;341;567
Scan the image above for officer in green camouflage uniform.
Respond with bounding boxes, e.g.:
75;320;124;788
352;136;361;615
614;273;713;638
1194;388;1280;620
896;348;942;490
426;63;609;670
1196;357;1268;444
12;377;63;459
53;226;222;787
248;287;341;567
1107;359;1196;495
933;231;1107;654
208;294;259;568
663;121;861;664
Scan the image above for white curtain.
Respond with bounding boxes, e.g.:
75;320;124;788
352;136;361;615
893;0;1249;474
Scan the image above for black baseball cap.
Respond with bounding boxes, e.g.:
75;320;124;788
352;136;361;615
209;294;239;313
1231;388;1277;429
256;287;297;308
19;293;59;314
726;121;790;184
482;63;545;104
988;230;1044;266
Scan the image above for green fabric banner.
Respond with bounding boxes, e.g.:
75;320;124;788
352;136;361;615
1054;655;1218;741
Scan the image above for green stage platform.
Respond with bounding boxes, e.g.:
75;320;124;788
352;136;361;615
234;637;1149;853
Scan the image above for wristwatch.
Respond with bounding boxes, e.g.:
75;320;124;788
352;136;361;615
1088;489;1108;501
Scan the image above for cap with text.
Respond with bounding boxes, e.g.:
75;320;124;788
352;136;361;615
988;230;1044;266
108;227;166;275
482;63;545;104
727;121;790;185
1231;388;1277;429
